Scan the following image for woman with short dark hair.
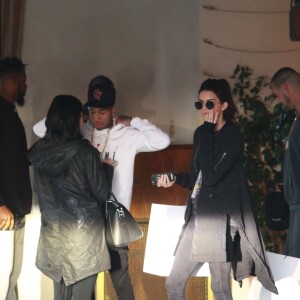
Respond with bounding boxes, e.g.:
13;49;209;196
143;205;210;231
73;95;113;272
28;95;110;300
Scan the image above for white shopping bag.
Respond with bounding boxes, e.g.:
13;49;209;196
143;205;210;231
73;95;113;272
248;251;300;300
143;203;210;277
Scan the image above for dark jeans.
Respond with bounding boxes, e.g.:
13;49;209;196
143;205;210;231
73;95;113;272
165;214;237;300
109;246;135;300
53;274;97;300
285;209;300;258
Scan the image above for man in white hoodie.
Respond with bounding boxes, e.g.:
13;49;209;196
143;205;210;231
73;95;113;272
33;75;170;300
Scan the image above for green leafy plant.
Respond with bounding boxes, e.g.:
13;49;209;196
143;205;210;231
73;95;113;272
231;65;295;252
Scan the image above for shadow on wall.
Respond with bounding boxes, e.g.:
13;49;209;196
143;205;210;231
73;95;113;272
115;61;154;118
114;60;197;144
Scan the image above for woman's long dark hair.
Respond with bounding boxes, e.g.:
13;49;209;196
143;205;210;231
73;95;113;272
199;78;238;124
45;95;83;140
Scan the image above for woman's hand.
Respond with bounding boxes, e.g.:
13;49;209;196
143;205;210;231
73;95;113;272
103;158;118;167
205;111;219;124
157;174;176;188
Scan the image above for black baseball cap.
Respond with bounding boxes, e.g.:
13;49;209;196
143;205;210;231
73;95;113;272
84;84;116;108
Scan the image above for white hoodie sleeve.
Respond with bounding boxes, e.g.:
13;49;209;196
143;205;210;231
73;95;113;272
130;117;170;152
33;117;47;138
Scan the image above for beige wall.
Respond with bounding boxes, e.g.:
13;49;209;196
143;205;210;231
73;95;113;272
19;1;300;148
17;1;300;299
199;1;300;79
21;0;200;147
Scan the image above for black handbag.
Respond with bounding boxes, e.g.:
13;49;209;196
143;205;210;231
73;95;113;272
105;191;143;248
264;184;290;231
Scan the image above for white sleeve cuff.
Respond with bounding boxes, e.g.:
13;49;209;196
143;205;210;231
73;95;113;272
33;117;47;138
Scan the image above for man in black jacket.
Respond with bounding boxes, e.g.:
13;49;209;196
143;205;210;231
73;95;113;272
271;67;300;258
0;56;32;300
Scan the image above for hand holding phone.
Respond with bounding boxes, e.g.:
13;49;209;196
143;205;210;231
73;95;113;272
151;172;175;186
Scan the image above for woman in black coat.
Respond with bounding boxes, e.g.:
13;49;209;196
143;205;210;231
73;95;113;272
158;79;278;300
28;95;110;300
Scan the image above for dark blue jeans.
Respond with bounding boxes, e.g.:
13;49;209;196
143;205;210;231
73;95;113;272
165;214;236;300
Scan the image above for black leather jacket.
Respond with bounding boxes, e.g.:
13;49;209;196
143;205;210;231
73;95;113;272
28;137;110;285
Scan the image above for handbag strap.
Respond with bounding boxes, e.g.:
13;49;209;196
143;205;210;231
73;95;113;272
105;189;120;219
108;189;118;203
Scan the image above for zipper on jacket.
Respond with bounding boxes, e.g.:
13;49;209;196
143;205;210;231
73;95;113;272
194;146;199;172
214;152;226;170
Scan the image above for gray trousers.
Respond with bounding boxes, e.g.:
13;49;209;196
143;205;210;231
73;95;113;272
165;215;236;300
53;274;98;300
0;222;25;300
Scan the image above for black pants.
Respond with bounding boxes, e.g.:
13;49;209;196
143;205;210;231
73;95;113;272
54;274;97;300
108;246;135;300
